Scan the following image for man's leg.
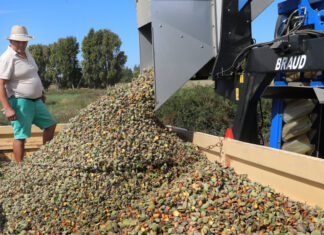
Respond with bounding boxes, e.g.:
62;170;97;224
43;123;56;144
13;139;25;162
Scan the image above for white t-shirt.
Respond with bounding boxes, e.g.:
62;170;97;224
0;46;43;99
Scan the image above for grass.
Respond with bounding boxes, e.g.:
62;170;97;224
0;88;106;125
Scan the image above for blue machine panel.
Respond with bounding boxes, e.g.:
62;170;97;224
278;0;324;30
269;74;285;149
270;99;283;149
300;0;324;30
311;81;324;87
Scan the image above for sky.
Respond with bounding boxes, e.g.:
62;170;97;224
0;0;282;69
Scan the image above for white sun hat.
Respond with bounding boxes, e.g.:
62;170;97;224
6;25;34;41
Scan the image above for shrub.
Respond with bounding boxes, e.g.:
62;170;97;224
156;86;272;144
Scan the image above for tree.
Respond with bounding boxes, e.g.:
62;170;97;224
41;37;81;89
82;28;127;88
55;37;81;89
80;29;96;88
120;66;133;83
29;37;81;90
28;44;52;89
133;64;140;78
46;42;60;89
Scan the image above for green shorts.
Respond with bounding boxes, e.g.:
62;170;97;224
9;97;57;140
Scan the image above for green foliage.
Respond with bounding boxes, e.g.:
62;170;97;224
55;37;81;89
258;99;272;145
45;43;59;88
156;86;272;144
29;37;81;90
30;28;129;89
120;67;133;83
133;64;140;78
48;37;81;89
81;28;127;88
28;44;51;89
156;86;237;137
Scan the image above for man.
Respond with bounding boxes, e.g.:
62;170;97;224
0;25;57;162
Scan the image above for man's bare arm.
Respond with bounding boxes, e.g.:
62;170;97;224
0;79;16;121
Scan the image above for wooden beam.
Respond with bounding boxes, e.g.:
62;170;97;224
0;124;67;160
191;131;324;208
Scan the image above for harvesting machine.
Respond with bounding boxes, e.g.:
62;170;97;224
136;0;324;158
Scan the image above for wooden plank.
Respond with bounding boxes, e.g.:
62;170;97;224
192;132;224;163
0;126;14;135
0;124;67;155
0;149;37;161
225;153;324;208
223;139;324;187
0;124;66;136
191;132;324;208
169;128;223;162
